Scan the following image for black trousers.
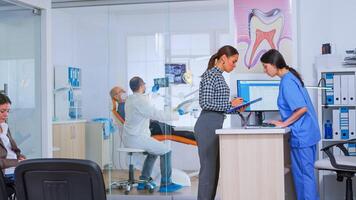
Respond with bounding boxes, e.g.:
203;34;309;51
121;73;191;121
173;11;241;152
4;176;15;198
194;110;224;200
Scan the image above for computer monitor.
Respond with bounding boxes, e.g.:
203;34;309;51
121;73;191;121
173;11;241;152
237;80;280;125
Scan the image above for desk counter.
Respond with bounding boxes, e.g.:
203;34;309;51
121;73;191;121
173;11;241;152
216;127;294;200
216;127;290;135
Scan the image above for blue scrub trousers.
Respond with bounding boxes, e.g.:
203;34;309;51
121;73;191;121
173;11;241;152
291;145;319;200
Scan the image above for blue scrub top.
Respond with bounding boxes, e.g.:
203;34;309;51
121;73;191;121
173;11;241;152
278;72;321;148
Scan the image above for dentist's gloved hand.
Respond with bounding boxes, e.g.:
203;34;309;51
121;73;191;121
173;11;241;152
151;84;160;93
177;108;186;115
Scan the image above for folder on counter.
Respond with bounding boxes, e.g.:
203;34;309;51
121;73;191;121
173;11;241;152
341;75;349;105
334;75;341;105
325;73;334;105
333;109;340;140
348;75;355;105
349;110;356;139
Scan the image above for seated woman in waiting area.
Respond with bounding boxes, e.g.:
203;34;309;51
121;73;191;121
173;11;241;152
0;93;26;197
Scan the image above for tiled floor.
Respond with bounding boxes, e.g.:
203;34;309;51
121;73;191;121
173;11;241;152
103;169;199;196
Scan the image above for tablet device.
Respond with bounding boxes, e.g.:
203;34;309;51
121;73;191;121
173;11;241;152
226;97;263;113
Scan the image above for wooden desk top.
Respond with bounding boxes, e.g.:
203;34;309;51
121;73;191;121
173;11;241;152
216;127;290;135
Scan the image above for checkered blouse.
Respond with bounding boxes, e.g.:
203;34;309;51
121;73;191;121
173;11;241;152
199;67;231;112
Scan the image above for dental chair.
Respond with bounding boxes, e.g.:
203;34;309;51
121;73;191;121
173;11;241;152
111;99;196;146
315;139;356;200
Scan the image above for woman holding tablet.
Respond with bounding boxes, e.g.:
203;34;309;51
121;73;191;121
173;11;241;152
260;49;320;200
194;45;244;200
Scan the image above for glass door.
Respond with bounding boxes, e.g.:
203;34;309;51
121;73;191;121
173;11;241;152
0;1;42;158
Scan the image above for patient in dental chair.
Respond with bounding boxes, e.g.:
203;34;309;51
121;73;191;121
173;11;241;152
110;86;196;145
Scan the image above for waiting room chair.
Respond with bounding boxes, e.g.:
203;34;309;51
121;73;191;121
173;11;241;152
0;170;15;200
315;139;356;200
14;158;106;200
0;172;7;200
111;147;154;194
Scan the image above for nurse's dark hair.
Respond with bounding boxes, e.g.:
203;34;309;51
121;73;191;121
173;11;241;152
207;45;239;71
260;49;304;87
0;93;11;105
129;76;144;92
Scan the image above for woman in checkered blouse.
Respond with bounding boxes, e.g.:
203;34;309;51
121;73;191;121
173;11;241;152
194;45;244;200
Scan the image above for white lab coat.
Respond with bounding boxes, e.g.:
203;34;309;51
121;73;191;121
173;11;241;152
123;93;179;155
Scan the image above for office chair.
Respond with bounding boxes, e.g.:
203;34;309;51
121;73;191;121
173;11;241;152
111;147;154;194
315;139;356;200
0;171;12;200
0;171;7;200
0;170;15;200
14;158;106;200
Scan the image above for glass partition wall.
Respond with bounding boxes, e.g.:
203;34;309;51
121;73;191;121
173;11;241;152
52;0;232;196
0;1;42;158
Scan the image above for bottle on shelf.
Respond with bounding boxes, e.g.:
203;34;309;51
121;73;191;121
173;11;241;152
324;120;333;139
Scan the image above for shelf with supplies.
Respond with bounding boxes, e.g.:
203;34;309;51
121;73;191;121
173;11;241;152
317;66;356;200
322;104;356;107
321;139;353;142
53;65;83;121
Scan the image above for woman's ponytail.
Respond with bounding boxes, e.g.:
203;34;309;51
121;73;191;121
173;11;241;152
204;45;238;72
207;53;218;71
288;67;304;87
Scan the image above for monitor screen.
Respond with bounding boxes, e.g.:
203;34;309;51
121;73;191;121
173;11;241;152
237;80;280;111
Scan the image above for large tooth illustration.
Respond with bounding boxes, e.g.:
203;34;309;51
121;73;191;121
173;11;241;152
245;9;284;68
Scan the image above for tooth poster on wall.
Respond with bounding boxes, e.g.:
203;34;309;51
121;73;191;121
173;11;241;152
234;0;293;73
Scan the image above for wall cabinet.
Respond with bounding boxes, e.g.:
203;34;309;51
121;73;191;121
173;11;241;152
85;122;110;169
53;121;86;159
317;67;356;200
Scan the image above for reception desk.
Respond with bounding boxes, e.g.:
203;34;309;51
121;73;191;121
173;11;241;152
216;127;293;200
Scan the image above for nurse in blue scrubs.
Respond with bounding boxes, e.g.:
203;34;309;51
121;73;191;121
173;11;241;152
260;49;320;200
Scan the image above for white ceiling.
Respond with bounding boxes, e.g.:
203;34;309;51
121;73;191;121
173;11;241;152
0;0;35;11
0;0;12;7
51;0;211;8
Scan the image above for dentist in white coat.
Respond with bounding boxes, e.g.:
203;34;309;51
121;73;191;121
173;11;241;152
123;76;183;193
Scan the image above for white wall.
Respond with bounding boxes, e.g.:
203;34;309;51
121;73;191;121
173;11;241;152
52;8;110;119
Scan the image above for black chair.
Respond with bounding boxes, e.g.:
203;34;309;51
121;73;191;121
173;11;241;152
0;170;15;200
14;158;106;200
315;139;356;200
0;170;9;200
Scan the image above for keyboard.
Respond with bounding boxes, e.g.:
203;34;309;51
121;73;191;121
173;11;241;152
261;123;276;127
245;123;278;129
